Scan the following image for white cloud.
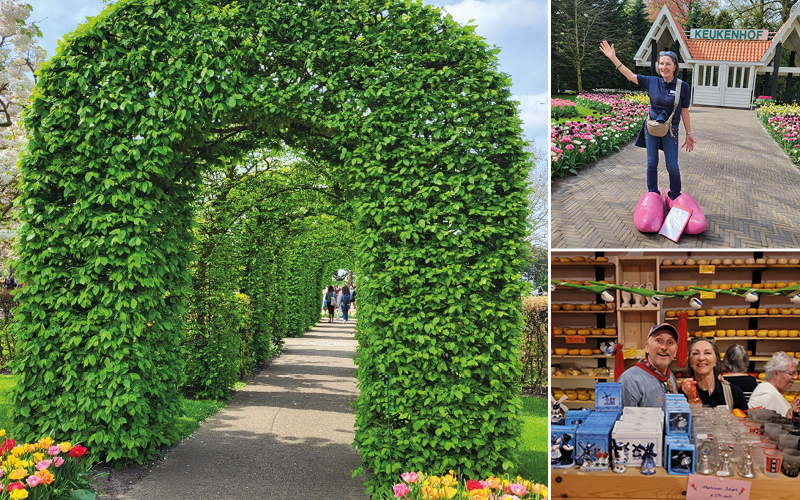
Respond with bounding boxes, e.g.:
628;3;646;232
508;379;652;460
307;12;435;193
440;0;547;38
515;93;549;146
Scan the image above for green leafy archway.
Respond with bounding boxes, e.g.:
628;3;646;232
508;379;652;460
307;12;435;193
14;0;528;490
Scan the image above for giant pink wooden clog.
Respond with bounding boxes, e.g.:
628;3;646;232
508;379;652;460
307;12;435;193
665;192;707;234
634;189;664;233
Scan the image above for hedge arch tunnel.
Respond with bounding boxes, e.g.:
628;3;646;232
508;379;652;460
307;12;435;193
15;0;529;488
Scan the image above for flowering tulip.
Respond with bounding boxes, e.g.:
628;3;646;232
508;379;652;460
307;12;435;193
393;483;410;497
400;472;419;484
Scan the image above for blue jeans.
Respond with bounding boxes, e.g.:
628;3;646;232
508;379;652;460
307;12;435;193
645;123;681;198
342;305;350;321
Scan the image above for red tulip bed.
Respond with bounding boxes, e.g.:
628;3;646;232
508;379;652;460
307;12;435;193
551;93;649;178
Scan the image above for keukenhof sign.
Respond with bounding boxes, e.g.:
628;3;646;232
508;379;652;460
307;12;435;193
690;28;768;40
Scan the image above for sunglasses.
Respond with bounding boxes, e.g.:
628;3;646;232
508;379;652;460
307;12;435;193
660;50;677;57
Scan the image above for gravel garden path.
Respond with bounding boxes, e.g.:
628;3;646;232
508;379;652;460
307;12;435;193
117;318;367;500
552;106;800;248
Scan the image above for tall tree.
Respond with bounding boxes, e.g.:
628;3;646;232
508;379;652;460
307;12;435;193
647;0;718;26
552;0;625;92
727;0;798;29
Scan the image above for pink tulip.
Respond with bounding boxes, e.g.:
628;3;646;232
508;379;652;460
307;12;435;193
35;460;52;471
400;472;419;484
393;483;410;497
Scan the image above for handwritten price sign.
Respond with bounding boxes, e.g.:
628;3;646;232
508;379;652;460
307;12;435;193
686;474;750;500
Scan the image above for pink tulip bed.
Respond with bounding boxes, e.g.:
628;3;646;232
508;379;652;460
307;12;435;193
551;98;579;120
551;93;649;178
757;103;800;165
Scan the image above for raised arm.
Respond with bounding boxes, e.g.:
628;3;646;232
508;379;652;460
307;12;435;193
600;40;638;85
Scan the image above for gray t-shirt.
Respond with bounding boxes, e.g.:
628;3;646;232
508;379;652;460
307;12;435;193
619;364;677;408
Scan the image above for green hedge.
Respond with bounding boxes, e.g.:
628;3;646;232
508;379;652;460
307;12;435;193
14;0;528;487
519;296;547;390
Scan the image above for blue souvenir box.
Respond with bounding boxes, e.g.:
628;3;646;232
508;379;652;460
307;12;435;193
664;436;695;475
594;382;622;412
664;395;691;436
575;415;618;471
551;424;578;469
565;409;593;427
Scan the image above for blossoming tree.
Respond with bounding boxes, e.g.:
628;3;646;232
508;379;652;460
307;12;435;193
0;0;43;262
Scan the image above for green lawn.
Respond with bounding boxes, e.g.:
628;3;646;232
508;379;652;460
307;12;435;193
515;396;547;485
552;94;607;125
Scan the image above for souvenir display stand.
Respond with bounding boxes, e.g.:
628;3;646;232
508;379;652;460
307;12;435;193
551;468;798;500
552;251;800;499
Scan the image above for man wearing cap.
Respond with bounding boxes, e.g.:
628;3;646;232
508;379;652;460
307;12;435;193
618;323;679;407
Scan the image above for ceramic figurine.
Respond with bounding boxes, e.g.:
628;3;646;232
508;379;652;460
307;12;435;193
551;395;568;426
640;443;657;476
620;281;632;308
612;439;629;474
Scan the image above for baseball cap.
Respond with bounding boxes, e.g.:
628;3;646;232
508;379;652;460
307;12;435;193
648;323;679;341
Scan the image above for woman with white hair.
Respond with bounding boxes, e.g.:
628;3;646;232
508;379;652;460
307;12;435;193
748;351;800;418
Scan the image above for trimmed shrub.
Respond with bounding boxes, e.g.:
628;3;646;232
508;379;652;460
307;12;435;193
519;296;548;390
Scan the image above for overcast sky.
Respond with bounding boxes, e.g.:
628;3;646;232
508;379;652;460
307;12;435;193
26;0;546;147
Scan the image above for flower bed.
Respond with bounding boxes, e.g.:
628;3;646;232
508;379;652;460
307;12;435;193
551;93;649;178
757;103;800;165
0;431;96;500
387;471;548;500
551;99;579;120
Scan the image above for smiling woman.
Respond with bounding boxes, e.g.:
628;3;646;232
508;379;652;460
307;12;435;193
679;338;747;411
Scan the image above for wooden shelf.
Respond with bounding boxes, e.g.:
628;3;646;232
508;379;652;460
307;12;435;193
552;465;798;500
707;336;800;340
552;335;618;339
618;307;660;312
560;400;595;407
552;375;613;380
552;262;615;267
553;309;616;314
661;264;769;270
664;314;800;320
552;355;615;359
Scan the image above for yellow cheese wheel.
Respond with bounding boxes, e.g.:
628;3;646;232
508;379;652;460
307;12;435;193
591;328;604;335
790;330;800;338
722;259;733;265
706;309;717;316
767;258;777;265
768;308;780;315
590;304;605;311
662;259;673;266
572;256;586;262
568;349;581;356
737;308;748;315
560;258;573;263
562;304;575;311
719;284;731;290
685;258;697;265
736;330;747;337
674;258;685;265
757;308;767;315
555;348;569;355
665;310;677;318
580;348;593;356
734;259;744;265
577;329;591;336
552;304;562;310
578;392;591;401
768;329;779;337
747;330;757;337
565;329;578;335
665;286;676;292
686;310;696;317
747;308;758;315
778;258;789;265
727;308;738;316
698;259;709;265
780;329;790;337
554;327;564;334
703;331;715;338
579;304;592;311
726;329;736;337
596;256;609;262
758;373;766;380
604;328;617;336
757;330;768;337
696;310;706;317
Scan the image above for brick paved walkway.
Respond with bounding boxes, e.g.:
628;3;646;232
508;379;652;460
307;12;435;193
552;107;800;248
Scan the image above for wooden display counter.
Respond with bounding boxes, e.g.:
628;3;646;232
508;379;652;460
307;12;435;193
552;467;799;500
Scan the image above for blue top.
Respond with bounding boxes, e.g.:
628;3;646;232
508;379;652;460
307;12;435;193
637;75;690;127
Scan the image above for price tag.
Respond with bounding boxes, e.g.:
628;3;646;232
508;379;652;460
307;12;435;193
623;348;639;359
565;336;586;344
699;265;716;274
698;316;717;326
700;291;716;299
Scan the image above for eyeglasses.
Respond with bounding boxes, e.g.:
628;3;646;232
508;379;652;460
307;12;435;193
785;370;797;377
660;51;677;56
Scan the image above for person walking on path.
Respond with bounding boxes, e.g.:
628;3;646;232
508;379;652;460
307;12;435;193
324;285;337;323
599;40;706;235
339;286;353;323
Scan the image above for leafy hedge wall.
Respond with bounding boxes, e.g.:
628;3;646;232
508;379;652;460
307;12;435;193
520;296;548;390
13;0;528;486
